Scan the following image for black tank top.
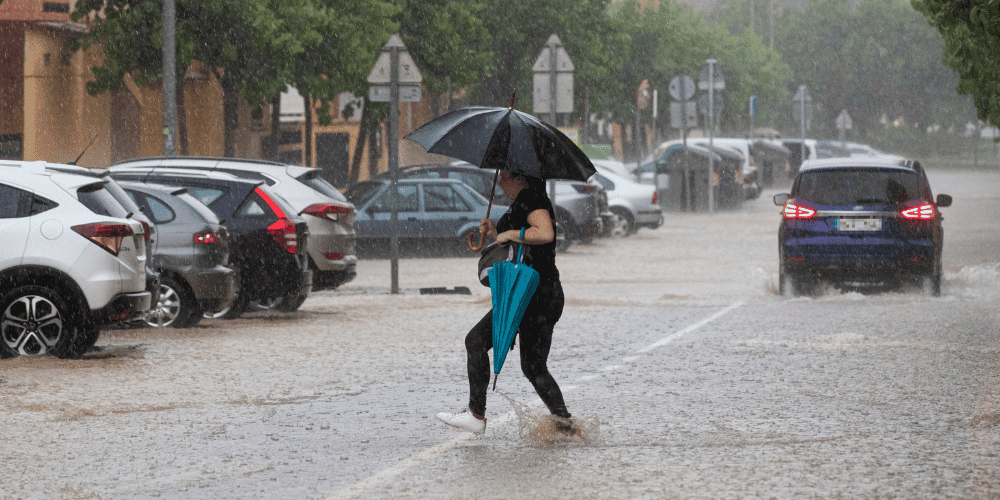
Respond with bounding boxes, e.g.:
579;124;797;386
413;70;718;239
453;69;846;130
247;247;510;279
496;183;559;284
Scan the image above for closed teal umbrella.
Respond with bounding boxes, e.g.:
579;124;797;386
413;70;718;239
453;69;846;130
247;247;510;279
489;228;539;390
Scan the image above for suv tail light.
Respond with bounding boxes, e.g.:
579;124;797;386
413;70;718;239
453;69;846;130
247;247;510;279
900;203;935;220
302;203;352;221
139;220;152;245
268;218;300;254
783;202;816;219
72;222;136;256
573;184;596;194
193;229;228;245
651;191;658;205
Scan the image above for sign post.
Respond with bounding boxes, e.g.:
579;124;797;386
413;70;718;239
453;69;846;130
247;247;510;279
533;34;574;221
368;34;422;294
792;85;812;166
669;75;697;211
836;109;853;142
699;59;725;213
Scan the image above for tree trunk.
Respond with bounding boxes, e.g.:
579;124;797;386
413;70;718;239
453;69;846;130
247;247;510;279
349;101;371;184
176;69;188;156
222;75;238;158
268;93;281;160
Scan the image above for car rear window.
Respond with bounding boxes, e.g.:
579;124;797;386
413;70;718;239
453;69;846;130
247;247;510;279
345;181;384;206
77;182;131;218
794;168;925;205
297;170;348;202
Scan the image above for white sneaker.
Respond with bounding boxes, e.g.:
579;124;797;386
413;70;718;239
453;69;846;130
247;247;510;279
436;408;487;434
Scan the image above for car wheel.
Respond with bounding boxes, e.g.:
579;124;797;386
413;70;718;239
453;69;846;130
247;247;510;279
276;294;307;312
922;257;942;297
0;285;84;358
779;267;801;297
554;221;572;253
608;209;632;238
146;277;202;328
249;297;282;312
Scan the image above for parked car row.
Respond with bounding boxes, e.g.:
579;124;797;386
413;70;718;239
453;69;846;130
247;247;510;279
367;162;661;249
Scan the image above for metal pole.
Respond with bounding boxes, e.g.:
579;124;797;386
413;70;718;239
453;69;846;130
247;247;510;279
389;46;400;294
707;59;715;214
548;36;558;230
799;85;806;169
162;0;176;156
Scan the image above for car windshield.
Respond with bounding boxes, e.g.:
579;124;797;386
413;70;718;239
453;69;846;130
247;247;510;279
794;168;924;205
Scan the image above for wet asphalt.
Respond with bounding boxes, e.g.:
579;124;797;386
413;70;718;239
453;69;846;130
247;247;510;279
1;168;998;499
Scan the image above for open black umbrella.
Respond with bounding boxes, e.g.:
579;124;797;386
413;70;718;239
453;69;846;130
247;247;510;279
405;102;596;250
405;106;596;182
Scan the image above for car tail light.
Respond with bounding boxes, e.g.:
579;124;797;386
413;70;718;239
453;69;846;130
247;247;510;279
193;229;223;245
302;203;352;221
324;252;345;261
573;184;596;193
783;202;815;219
139;220;152;245
72;222;136;256
268;218;299;254
900;203;935;220
651;191;658;205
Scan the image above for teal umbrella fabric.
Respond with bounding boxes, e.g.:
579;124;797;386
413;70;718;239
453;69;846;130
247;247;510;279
488;229;540;390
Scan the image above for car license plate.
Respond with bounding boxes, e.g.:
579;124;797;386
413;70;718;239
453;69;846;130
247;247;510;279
836;218;882;231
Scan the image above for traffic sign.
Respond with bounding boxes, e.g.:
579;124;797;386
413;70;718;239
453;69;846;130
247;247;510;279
836;109;853;130
698;60;725;90
532;34;574;72
367;34;422;84
369;85;421;102
670;101;698;129
749;95;758;118
669;75;695;101
533;34;574;116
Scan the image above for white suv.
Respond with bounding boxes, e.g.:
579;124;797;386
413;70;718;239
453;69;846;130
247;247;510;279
0;161;151;358
109;157;357;293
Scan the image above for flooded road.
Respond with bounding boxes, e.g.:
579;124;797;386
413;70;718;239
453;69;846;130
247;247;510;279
2;168;998;499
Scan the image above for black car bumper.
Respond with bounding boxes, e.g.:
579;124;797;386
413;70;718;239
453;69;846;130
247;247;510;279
93;291;153;326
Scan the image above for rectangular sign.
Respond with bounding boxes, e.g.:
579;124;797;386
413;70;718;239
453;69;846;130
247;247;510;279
368;85;422;103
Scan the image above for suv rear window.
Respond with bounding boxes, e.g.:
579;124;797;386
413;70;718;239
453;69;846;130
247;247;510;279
77;183;131;218
794;168;925;205
297;170;348;202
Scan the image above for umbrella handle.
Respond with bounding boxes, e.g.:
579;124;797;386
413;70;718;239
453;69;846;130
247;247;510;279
467;231;486;252
467;167;501;253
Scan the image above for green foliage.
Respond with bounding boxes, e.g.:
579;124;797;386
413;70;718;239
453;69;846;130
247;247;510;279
913;0;1000;126
771;0;971;139
608;0;791;133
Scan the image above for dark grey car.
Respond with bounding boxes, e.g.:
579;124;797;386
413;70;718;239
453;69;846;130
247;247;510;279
119;182;237;328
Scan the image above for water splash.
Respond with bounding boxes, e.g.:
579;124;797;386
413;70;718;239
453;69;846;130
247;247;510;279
495;391;601;446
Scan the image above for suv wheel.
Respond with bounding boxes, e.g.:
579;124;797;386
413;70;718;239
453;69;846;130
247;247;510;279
146;277;202;328
1;285;85;358
922;257;942;297
276;294;307;312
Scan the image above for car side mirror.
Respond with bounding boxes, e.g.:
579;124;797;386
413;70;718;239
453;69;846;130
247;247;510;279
773;193;789;206
936;194;952;207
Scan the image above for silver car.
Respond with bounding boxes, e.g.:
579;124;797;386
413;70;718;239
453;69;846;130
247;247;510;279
592;170;663;236
119;182;237;328
109;157;357;292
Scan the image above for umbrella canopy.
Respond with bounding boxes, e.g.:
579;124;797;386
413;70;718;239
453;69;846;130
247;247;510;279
488;240;539;390
405;106;596;182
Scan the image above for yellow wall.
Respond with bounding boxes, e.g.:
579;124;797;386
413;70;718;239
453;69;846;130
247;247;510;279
1;24;25;137
22;25;112;166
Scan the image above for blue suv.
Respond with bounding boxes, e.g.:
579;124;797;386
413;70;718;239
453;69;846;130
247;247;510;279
774;158;952;296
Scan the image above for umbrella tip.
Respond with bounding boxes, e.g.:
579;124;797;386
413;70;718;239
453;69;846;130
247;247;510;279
509;91;516;110
492;373;499;391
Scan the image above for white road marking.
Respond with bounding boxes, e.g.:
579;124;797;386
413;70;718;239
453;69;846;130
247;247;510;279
637;301;743;353
324;300;744;499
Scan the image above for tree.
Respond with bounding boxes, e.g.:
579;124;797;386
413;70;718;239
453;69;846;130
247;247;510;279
912;0;1000;126
70;0;397;156
771;0;969;139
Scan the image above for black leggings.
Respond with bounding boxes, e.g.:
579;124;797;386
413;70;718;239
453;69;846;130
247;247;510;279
465;282;570;418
